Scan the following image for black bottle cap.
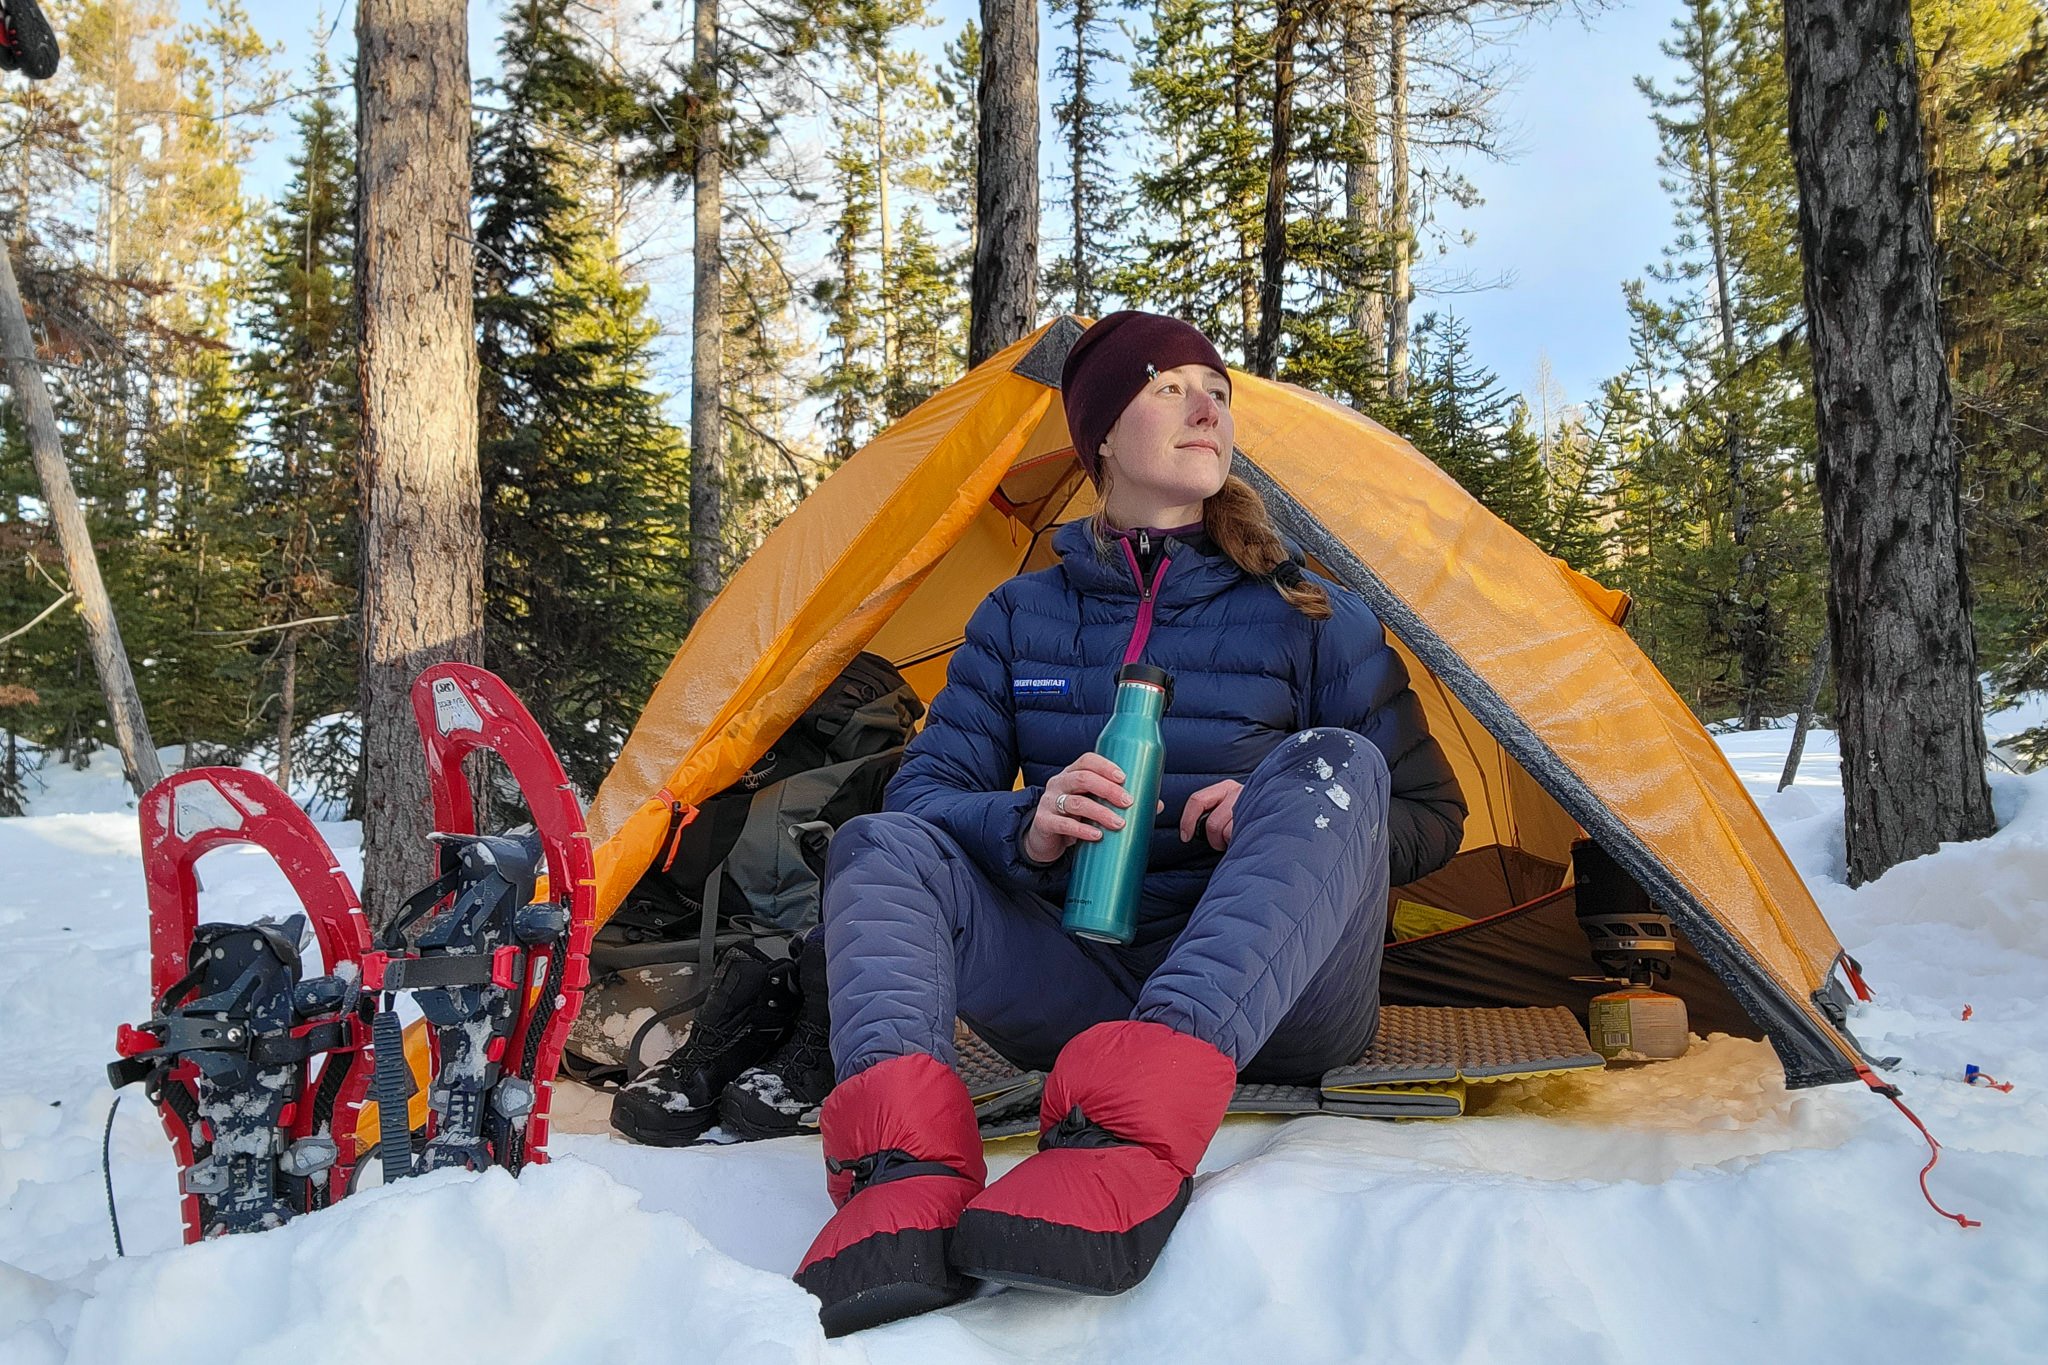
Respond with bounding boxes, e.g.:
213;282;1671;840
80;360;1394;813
1117;663;1170;688
1117;663;1172;710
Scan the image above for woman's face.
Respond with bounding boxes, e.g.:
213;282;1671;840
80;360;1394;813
1098;363;1235;518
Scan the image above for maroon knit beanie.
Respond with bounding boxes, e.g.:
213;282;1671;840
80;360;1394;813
1060;311;1232;482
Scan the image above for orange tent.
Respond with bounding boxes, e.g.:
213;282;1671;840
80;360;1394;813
582;317;1878;1090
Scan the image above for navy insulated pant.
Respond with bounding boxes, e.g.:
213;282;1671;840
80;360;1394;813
822;728;1392;1084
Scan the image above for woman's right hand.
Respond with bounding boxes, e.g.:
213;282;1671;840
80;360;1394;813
1022;752;1159;865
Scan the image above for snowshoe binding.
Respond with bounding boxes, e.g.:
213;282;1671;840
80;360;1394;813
110;769;375;1243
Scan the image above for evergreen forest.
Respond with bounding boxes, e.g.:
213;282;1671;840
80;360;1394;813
0;0;2042;814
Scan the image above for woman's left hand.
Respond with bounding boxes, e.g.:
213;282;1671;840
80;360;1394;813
1179;780;1243;851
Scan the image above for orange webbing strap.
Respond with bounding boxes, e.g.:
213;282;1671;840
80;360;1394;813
1856;1065;1981;1229
1841;953;1874;1003
654;790;700;874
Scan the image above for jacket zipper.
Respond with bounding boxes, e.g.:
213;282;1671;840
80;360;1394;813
1118;534;1172;666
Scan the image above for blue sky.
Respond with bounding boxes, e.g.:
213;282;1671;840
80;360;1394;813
225;0;1686;413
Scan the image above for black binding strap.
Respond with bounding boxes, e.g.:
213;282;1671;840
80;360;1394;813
825;1148;966;1198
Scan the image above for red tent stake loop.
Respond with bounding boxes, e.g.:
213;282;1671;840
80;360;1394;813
1857;1066;1981;1230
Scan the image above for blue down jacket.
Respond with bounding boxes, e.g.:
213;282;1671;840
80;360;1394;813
883;518;1466;952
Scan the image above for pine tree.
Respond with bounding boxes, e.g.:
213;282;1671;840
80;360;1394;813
1398;313;1550;543
1599;283;1721;708
934;20;980;305
813;126;883;464
1922;3;2048;755
1046;0;1123;316
473;0;691;794
883;209;963;418
1541;406;1613;574
62;0;279;762
1631;0;1821;726
1118;0;1272;359
722;220;820;560
240;55;359;801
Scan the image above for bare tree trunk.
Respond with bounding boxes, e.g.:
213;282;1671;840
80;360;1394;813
970;0;1038;364
1230;0;1256;354
355;0;483;930
690;0;725;613
1386;0;1412;401
0;240;163;797
276;628;298;790
1344;2;1384;365
1781;0;1995;884
1255;3;1305;378
1068;0;1095;316
1778;626;1829;791
877;67;895;377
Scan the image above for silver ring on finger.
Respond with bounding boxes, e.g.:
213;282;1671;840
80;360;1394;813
1055;791;1070;816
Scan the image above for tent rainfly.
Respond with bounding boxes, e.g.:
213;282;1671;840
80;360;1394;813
585;316;1886;1091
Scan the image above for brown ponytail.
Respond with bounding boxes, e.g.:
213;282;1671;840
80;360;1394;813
1088;470;1333;620
1207;475;1332;619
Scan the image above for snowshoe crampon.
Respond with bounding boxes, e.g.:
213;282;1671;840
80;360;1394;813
358;663;596;1182
110;769;375;1243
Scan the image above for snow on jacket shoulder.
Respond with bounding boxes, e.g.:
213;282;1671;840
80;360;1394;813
883;519;1465;935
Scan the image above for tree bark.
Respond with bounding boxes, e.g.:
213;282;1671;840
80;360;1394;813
1344;2;1384;370
1255;4;1304;378
1781;0;1995;883
970;0;1037;363
690;0;725;613
355;0;483;930
1068;0;1095;316
276;627;298;790
0;241;164;797
1386;0;1413;401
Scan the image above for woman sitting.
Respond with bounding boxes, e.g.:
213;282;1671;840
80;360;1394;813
795;311;1467;1334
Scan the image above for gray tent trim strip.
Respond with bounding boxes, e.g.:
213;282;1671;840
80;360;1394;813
1237;454;1861;1089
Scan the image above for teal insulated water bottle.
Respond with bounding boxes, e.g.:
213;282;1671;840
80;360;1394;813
1062;663;1171;945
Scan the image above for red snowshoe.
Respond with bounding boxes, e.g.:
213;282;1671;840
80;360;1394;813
110;663;596;1239
360;663;597;1181
109;768;376;1242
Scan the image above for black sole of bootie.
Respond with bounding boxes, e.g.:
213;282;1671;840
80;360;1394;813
815;1276;966;1338
950;1181;1191;1297
797;1227;974;1337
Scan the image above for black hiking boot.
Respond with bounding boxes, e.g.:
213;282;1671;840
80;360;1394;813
0;0;61;80
720;933;834;1141
611;943;797;1146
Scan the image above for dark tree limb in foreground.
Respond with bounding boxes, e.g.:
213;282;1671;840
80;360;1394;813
970;0;1037;363
355;0;484;929
1781;0;1994;883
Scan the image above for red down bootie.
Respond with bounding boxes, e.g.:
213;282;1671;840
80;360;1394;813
950;1019;1236;1295
793;1053;988;1336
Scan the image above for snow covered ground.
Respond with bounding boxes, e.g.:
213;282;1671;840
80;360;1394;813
3;720;2045;1364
